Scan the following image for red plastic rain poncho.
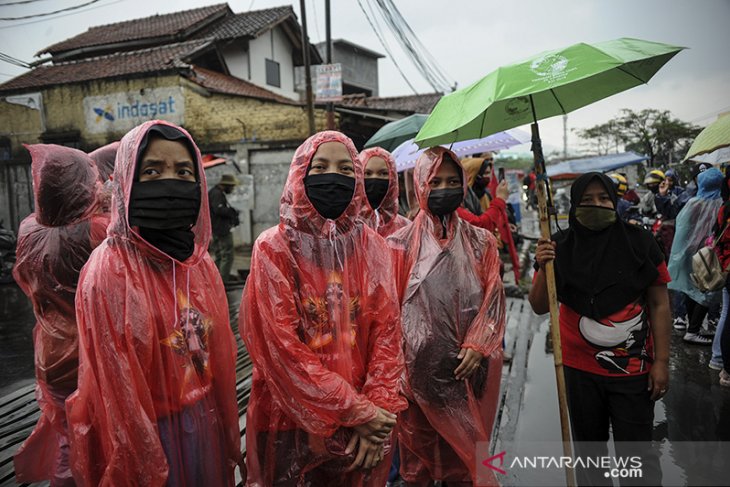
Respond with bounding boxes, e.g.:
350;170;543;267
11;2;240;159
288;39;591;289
359;147;411;237
89;141;120;214
388;147;506;485
240;131;406;486
66;121;241;486
12;144;109;486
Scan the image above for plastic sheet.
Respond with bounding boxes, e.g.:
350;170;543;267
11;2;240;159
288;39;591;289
240;131;406;486
89;141;120;213
387;147;506;485
668;167;724;306
12;144;108;486
66;121;241;486
359;147;411;237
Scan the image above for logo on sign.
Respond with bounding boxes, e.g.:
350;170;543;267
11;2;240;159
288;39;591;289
94;106;115;122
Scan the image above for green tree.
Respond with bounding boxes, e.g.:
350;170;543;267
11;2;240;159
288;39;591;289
578;109;701;166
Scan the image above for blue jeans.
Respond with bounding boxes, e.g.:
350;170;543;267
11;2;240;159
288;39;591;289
712;288;728;365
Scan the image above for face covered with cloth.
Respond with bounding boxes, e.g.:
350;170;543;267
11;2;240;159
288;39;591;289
359;146;411;237
387;147;506;485
66;120;241;486
239;130;407;486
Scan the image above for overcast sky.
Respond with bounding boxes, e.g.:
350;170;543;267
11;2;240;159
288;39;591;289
1;0;728;153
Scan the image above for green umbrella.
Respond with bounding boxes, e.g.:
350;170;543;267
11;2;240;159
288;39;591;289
684;114;730;163
415;38;683;487
415;38;684;147
364;113;430;151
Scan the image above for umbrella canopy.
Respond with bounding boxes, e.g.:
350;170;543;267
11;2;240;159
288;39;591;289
684;114;730;163
546;151;648;179
415;38;684;147
392;128;531;173
364;113;430;151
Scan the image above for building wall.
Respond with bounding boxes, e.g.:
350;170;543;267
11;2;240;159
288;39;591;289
182;79;329;146
220;42;250;80
247;26;298;100
332;45;379;96
0;98;47;161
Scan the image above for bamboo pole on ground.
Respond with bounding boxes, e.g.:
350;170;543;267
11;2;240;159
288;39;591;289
530;105;576;487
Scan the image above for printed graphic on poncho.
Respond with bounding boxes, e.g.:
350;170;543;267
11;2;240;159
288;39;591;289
578;302;651;374
301;272;360;350
161;290;212;375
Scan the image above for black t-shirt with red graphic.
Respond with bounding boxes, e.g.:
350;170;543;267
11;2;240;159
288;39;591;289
558;262;671;376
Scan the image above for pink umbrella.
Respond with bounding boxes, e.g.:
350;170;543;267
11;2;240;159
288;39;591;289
393;128;531;172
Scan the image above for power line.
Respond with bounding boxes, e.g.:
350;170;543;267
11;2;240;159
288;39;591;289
0;0;101;20
0;51;32;68
366;0;453;93
0;0;123;28
0;0;54;6
356;0;418;95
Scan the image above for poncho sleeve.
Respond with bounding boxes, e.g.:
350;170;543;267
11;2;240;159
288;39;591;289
462;231;506;356
359;236;407;413
67;249;168;487
241;239;378;437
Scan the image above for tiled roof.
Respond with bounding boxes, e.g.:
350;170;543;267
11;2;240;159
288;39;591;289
187;66;299;104
339;92;442;114
0;41;210;93
38;4;230;56
193;6;294;40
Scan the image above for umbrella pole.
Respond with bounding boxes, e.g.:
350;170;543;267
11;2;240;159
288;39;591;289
530;121;576;487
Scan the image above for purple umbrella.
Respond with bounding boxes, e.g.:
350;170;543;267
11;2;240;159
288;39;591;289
393;128;531;172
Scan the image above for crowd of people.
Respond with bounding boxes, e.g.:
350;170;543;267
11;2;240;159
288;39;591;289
11;121;518;486
11;117;728;486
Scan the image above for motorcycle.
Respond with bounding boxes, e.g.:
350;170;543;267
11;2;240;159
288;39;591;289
0;220;17;284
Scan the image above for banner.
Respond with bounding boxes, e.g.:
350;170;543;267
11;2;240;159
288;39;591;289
315;64;343;102
84;87;184;134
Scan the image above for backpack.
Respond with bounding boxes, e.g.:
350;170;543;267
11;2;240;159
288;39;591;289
690;219;730;292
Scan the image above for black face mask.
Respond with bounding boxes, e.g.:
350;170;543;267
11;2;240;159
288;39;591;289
428;188;463;216
365;178;389;210
128;179;201;261
305;173;356;220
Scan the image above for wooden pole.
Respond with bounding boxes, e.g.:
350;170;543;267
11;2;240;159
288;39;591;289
299;0;316;135
530;116;576;487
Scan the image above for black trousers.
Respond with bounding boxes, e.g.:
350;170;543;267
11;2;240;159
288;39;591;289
685;297;708;335
564;366;661;486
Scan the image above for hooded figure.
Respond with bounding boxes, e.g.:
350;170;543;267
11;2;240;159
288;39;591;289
88;141;120;214
458;156;521;282
240;131;406;486
12;144;109;486
66;121;240;486
668;168;724;306
387;147;505;485
359;147;410;237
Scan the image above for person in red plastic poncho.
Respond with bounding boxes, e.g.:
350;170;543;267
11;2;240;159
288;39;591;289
89;141;120;214
388;147;506;486
240;131;406;486
67;121;241;486
12;144;109;486
359;147;411;237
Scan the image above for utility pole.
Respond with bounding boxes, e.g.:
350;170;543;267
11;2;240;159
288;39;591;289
325;0;335;130
562;114;568;160
300;0;315;135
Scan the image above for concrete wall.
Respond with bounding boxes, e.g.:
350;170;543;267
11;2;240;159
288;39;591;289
247;26;298;100
332;44;379;96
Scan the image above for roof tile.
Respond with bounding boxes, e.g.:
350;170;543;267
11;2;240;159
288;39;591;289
39;4;229;56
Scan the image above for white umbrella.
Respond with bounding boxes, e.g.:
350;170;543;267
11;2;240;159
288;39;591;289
393;128;531;173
